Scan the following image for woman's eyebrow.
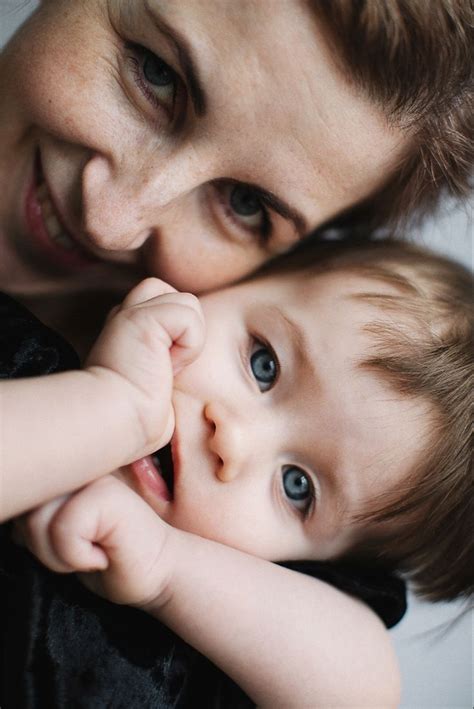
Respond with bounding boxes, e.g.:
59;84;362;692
144;1;207;116
144;3;307;235
258;189;308;236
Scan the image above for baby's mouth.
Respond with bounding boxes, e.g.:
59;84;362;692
151;443;174;498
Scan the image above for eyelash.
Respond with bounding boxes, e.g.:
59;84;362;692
246;338;316;518
248;336;279;392
125;42;180;120
209;182;273;247
281;466;317;520
125;47;279;248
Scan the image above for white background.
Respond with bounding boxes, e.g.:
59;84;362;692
1;2;472;707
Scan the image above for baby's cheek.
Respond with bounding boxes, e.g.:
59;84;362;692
165;500;276;560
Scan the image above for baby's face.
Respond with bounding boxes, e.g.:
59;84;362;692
125;270;431;562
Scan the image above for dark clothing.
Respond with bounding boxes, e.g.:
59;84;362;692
0;292;406;708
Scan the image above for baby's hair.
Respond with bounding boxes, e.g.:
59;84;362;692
255;237;473;603
309;0;473;232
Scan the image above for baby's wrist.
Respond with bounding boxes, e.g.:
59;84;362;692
137;525;187;615
83;365;153;461
85;362;173;460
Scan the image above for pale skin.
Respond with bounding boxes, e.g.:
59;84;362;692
0;0;411;704
1;271;435;705
0;0;406;348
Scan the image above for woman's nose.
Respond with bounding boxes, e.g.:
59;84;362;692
81;153;155;251
204;401;247;483
81;148;212;252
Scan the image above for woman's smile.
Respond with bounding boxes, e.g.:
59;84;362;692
0;0;406;301
25;151;98;273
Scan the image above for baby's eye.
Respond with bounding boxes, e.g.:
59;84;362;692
126;43;179;117
282;466;315;516
250;341;278;392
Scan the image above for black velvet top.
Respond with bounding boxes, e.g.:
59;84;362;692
0;292;406;708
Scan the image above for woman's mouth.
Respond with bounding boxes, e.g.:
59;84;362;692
130;443;175;503
24;151;98;272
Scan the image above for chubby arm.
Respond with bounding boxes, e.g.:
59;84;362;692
156;534;401;708
20;476;400;708
1;279;204;521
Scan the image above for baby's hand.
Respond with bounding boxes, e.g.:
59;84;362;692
87;278;205;456
17;476;178;607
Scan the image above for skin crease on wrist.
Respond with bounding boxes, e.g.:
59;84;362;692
0;0;408;354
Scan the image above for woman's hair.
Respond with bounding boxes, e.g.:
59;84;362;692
255;237;473;603
310;0;473;233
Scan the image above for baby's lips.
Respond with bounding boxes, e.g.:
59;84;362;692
130;455;172;503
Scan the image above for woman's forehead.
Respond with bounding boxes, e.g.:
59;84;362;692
109;0;407;227
14;0;406;244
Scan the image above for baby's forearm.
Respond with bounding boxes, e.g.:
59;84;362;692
19;473;400;706
0;369;144;520
148;532;401;708
1;280;202;521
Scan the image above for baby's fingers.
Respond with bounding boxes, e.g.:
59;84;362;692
122;290;205;374
121;277;177;308
52;476;171;605
16;494;83;573
146;295;205;374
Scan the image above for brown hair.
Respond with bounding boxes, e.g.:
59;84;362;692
309;0;473;233
256;238;473;602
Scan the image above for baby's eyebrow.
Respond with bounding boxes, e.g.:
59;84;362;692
263;305;318;381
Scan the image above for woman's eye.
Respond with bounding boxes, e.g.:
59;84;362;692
230;185;265;226
282;466;315;515
219;182;271;241
250;342;278;392
126;43;179;117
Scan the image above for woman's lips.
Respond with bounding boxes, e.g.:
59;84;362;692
24;151;98;272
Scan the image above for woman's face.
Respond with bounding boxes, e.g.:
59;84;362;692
0;0;406;296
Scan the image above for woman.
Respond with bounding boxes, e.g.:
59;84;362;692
0;1;471;706
2;1;471;344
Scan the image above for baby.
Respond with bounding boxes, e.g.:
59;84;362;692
2;238;472;706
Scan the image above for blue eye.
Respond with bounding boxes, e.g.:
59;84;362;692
126;43;178;117
230;184;262;217
142;51;175;87
250;343;278;392
282;466;314;515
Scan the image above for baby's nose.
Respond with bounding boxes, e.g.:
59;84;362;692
204;402;246;483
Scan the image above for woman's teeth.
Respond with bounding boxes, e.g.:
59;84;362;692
36;179;76;252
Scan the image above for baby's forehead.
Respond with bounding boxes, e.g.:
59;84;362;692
270;266;408;309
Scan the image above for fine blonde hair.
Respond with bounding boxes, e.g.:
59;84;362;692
258;237;473;602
